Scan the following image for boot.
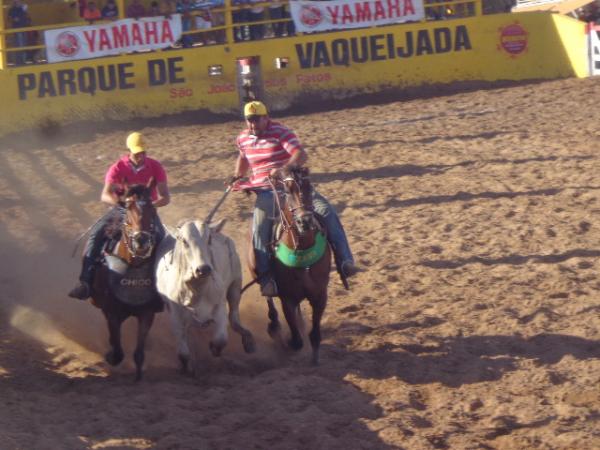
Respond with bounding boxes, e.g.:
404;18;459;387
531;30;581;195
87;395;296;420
341;260;363;278
68;257;95;300
260;277;278;297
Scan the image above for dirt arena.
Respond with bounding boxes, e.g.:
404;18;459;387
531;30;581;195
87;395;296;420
1;77;599;450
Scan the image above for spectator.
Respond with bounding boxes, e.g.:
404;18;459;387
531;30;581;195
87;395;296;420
209;1;225;44
268;1;284;37
101;0;119;20
149;0;161;15
195;6;213;45
284;1;295;36
8;0;29;66
248;0;264;40
75;0;87;18
176;0;194;47
25;13;39;63
83;0;102;22
232;0;249;42
126;0;146;19
160;0;174;18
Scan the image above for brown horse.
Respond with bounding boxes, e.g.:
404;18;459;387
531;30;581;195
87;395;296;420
90;181;163;381
249;167;332;365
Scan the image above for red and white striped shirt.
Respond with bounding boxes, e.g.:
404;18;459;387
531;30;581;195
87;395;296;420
236;120;303;189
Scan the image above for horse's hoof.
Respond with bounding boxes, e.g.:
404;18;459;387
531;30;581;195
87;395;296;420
105;350;124;366
178;354;189;374
311;353;320;366
242;334;256;354
288;338;303;351
135;371;143;382
267;322;281;339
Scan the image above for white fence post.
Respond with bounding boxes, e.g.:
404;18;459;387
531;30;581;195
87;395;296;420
589;23;600;77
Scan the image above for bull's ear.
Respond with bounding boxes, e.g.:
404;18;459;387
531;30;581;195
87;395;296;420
209;218;226;234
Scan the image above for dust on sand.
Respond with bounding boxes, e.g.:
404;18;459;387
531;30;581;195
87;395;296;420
1;77;600;450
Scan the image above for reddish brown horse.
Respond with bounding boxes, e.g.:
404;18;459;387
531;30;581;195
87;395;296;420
90;181;163;381
248;167;332;365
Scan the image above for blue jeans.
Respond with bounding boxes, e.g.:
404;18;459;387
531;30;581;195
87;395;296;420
252;189;354;277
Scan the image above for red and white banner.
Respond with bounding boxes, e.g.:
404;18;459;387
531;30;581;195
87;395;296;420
45;15;183;63
289;0;424;33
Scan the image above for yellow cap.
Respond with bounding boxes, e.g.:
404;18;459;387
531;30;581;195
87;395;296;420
244;101;268;118
126;132;146;154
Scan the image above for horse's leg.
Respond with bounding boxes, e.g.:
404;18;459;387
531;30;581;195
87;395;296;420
226;282;256;354
133;310;155;382
280;298;303;351
169;303;192;374
209;301;228;357
104;313;125;366
308;292;327;366
266;297;282;340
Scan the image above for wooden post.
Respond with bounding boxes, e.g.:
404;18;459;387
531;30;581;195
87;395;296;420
0;0;7;69
116;0;125;20
475;0;483;17
224;0;233;45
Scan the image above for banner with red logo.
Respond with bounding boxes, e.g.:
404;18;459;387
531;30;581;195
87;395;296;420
289;0;424;33
45;15;183;63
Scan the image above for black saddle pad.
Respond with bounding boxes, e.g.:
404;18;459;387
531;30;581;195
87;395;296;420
104;255;159;307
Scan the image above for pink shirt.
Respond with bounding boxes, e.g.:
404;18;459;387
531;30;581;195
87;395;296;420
236;120;302;189
104;155;167;201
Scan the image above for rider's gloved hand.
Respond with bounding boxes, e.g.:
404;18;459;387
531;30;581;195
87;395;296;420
225;175;242;187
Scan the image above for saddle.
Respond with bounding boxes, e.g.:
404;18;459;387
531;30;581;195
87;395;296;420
270;213;349;289
100;233;163;311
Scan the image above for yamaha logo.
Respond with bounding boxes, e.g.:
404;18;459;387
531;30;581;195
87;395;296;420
497;23;528;57
55;31;80;58
300;5;323;28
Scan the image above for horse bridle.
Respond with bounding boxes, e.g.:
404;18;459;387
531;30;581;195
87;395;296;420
270;173;316;248
122;198;156;260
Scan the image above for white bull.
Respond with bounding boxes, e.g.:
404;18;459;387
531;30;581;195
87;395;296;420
155;219;255;373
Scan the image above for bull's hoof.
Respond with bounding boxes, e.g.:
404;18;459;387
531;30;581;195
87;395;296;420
178;354;189;374
288;337;303;351
242;333;256;354
209;341;224;357
105;349;124;366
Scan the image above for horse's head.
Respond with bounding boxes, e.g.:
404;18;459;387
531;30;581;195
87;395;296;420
173;220;226;293
279;167;315;236
121;180;157;260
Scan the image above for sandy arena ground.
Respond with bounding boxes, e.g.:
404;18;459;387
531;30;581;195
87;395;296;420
1;76;599;450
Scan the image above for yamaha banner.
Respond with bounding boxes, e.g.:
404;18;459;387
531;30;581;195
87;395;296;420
289;0;425;33
45;15;183;63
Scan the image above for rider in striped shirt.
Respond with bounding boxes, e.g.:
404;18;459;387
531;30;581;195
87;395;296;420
232;101;361;297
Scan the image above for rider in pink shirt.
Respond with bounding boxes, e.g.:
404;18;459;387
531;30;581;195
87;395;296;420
68;132;170;300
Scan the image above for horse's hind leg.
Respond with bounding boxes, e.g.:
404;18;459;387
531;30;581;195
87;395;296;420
133;311;155;381
266;297;282;339
308;293;327;366
280;298;303;351
226;282;256;354
104;314;125;367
